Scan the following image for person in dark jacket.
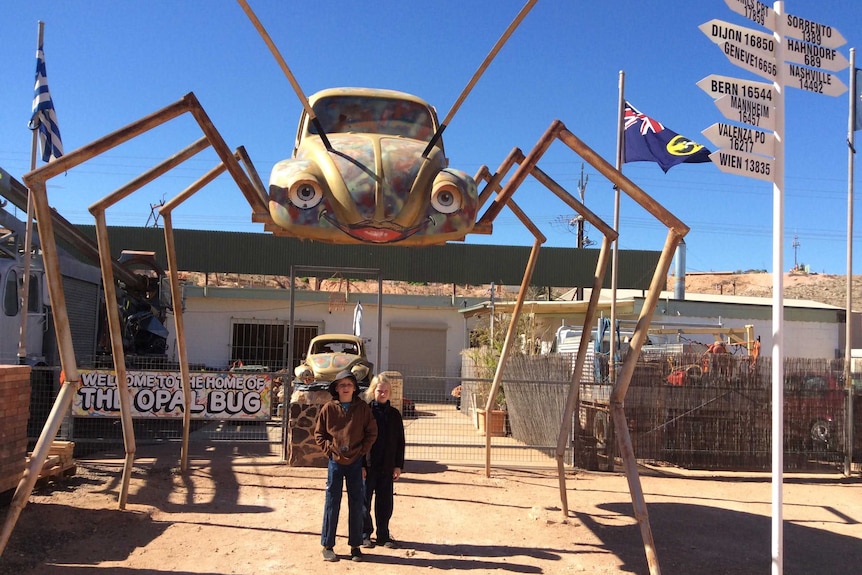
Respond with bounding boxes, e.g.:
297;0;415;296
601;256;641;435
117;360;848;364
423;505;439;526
361;373;406;549
314;370;378;562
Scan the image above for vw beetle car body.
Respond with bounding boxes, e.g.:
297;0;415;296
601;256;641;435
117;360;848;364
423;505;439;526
293;334;373;391
264;87;478;246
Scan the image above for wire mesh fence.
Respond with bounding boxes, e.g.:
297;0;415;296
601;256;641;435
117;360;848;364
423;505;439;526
25;353;862;472
566;351;861;472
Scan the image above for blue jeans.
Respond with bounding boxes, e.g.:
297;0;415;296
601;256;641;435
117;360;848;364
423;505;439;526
321;457;365;549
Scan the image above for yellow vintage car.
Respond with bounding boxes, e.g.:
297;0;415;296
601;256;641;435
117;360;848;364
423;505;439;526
293;333;373;391
265;87;478;246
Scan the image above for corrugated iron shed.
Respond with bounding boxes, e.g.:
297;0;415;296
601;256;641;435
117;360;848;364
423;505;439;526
75;225;660;289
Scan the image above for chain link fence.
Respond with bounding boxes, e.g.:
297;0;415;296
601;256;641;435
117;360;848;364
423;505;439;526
26;353;862;472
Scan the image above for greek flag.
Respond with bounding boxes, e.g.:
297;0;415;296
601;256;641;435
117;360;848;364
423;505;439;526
28;38;63;162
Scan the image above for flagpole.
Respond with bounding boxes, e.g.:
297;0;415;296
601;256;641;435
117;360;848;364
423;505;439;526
18;21;45;365
610;70;625;385
845;48;856;477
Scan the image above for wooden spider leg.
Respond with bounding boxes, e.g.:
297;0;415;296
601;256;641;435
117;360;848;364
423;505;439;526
0;94;264;557
474;147;525;217
477;119;689;575
158;149;256;473
554;122;686;575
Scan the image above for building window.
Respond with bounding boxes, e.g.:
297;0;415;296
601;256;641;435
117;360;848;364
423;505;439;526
4;269;18;316
229;321;320;371
25;274;40;313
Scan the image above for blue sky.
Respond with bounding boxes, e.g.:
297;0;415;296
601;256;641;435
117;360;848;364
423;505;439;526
2;1;861;275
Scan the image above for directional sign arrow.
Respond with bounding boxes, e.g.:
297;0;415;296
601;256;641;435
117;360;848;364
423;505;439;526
784;37;849;72
710;149;775;182
714;94;776;131
697;74;776;103
700;19;777;81
702;123;775;157
724;0;776;31
784;62;848;97
782;12;846;48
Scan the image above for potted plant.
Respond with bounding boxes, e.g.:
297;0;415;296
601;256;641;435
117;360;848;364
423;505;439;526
476;390;507;437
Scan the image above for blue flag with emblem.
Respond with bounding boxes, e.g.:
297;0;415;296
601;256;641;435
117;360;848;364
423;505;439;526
623;102;710;172
28;38;63;162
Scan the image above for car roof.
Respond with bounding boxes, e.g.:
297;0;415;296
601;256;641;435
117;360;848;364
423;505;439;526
308;87;434;109
311;334;363;343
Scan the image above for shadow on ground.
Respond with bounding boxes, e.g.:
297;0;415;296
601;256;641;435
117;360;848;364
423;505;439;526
577;501;862;575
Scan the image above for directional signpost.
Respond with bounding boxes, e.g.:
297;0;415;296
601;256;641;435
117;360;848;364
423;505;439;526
782;11;846;48
696;73;776;102
702;122;775;157
714;93;776;131
699;19;778;81
723;0;775;30
784;37;849;72
698;7;850;183
708;148;775;182
699;4;851;574
783;62;848;96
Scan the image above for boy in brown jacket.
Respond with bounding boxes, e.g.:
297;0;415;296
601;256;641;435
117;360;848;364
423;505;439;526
314;370;378;562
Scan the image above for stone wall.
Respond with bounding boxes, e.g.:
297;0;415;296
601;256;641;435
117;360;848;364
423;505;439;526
287;389;331;467
286;372;403;467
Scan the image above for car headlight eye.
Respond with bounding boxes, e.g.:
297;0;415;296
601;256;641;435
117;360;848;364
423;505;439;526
295;367;313;380
352;365;370;381
430;183;462;214
288;176;324;209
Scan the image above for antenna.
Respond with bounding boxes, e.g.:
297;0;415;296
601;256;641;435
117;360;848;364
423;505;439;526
146;198;165;228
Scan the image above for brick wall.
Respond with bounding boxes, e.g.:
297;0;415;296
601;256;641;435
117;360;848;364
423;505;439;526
0;365;31;494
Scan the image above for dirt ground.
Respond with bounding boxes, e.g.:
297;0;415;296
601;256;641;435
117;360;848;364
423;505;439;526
1;270;858;575
680;271;859;309
1;442;860;575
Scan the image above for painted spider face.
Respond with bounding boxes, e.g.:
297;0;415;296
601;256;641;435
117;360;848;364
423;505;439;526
266;88;478;246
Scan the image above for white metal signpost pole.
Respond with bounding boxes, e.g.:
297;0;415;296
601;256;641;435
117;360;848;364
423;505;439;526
711;2;850;573
770;6;786;574
701;5;782;568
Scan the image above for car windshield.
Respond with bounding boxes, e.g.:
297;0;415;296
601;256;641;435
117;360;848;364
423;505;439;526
310;95;434;141
312;340;359;355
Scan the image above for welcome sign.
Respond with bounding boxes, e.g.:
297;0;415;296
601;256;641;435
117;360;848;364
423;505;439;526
72;369;273;420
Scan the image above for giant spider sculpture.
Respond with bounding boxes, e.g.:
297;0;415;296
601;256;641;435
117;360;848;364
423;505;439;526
3;2;687;573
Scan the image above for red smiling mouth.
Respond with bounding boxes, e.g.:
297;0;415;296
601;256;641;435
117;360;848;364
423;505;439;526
352;227;407;243
324;213;429;244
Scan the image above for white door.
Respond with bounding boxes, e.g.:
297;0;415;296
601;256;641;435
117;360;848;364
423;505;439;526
388;325;447;397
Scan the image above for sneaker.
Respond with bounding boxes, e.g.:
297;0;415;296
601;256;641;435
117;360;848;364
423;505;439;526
381;538;398;549
322;547;337;562
350;547;364;562
361;537;375;548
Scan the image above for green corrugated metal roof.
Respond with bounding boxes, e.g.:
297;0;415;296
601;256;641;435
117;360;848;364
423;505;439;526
75;225;660;289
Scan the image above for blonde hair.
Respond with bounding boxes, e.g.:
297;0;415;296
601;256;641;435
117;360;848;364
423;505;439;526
364;373;393;402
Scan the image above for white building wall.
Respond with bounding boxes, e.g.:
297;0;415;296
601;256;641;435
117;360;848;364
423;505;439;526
165;288;469;372
783;320;840;359
648;314;839;359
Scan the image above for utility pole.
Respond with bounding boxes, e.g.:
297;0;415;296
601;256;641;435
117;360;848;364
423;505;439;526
792;234;800;271
575;164;588;300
